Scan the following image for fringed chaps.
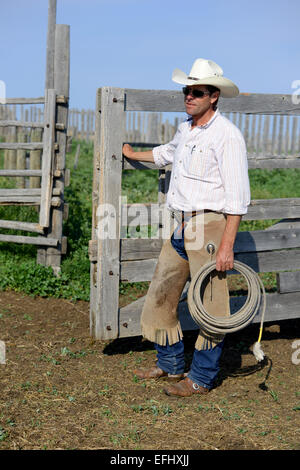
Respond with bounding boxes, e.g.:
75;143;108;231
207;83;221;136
140;211;230;350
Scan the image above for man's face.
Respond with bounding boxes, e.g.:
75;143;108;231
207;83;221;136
184;85;219;117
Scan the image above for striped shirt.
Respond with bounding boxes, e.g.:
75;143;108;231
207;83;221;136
152;109;251;215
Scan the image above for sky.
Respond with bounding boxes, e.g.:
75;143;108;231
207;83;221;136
0;0;299;110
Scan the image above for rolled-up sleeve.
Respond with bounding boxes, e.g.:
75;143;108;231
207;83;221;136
217;132;251;215
152;127;181;168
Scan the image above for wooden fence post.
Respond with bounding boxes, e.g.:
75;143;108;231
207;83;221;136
45;0;57;90
37;24;70;273
90;87;125;340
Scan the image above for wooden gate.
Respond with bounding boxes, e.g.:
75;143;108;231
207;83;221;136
89;87;300;340
0;1;70;274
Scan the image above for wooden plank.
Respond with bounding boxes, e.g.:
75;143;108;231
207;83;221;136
123;155;300;171
16;128;26;188
271;115;277;155
290;116;297;155
0;234;58;246
0;188;61;196
233;228;300;252
39;89;56;227
277;115;284;155
265;218;300;230
0;120;66;131
0;196;61;206
0;120;44;128
0;170;42;177
91;87;125;340
244;198;300;220
277;271;300;293
0;142;44;150
45;0;57;90
234;249;300;273
4;126;16;170
120;258;157;282
118;291;300;339
124;89;300;115
117;227;300;262
0;220;44;234
29;128;43;188
120;249;300;282
118;199;300;226
247;156;300;170
4;98;45;105
90;92;102;335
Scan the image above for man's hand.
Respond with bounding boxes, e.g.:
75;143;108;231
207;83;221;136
122;143;155;163
122;143;135;159
216;244;234;272
215;214;242;272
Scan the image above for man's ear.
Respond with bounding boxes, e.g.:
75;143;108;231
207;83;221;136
210;91;220;105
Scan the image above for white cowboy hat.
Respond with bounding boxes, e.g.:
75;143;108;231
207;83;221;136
172;58;239;98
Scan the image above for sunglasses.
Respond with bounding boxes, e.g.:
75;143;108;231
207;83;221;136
182;87;210;98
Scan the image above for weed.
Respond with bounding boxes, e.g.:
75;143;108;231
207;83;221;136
131;404;144;413
23;314;32;321
21;381;32;390
101;406;112;418
162;405;173;416
0;427;8;442
259;430;270;436
269;390;279;402
238;427;247;434
98;385;110;396
110;432;125;446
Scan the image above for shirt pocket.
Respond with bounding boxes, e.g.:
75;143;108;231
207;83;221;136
188;146;211;178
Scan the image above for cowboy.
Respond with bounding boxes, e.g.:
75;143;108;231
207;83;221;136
122;58;250;397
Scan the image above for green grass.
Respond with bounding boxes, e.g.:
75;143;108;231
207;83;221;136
0;140;300;300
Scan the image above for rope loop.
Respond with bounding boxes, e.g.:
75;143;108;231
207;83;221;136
187;260;266;336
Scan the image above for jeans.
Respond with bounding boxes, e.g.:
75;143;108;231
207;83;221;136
155;338;224;389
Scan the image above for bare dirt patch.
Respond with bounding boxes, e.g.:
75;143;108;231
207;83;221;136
0;290;299;450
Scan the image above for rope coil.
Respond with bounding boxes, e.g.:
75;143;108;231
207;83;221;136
188;260;266;361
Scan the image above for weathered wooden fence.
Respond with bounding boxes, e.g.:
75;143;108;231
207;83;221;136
68;106;300;153
89;87;300;341
0;0;70;274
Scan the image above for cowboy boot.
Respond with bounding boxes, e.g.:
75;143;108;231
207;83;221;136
163;377;209;397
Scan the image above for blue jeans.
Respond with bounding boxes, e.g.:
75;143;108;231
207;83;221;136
155;338;224;389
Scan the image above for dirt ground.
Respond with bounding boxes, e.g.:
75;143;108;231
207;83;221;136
0;289;299;451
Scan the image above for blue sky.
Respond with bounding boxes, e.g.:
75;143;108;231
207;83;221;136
0;0;299;110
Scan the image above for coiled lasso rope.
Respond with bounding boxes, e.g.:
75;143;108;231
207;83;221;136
188;259;266;362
